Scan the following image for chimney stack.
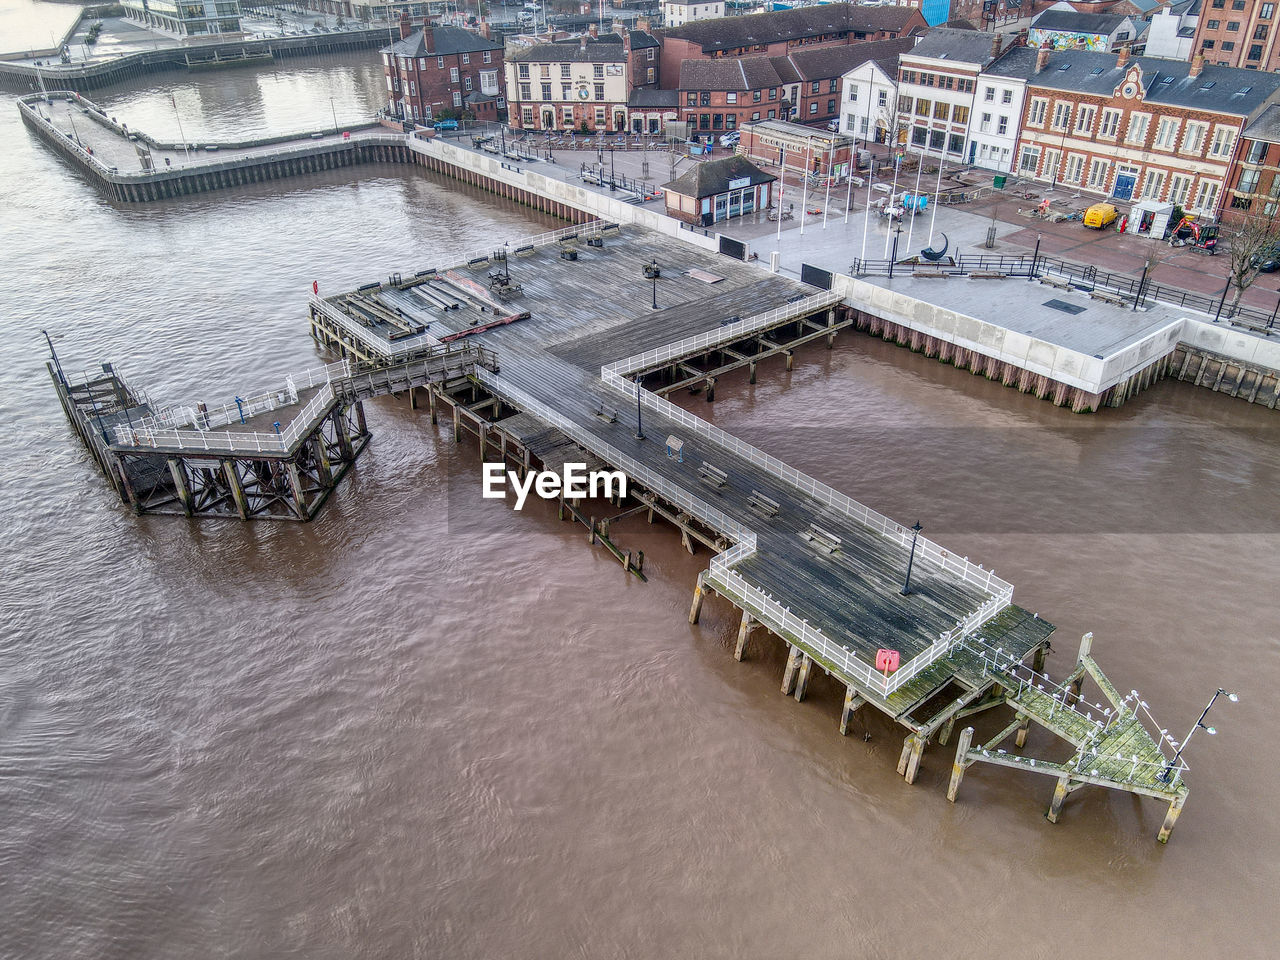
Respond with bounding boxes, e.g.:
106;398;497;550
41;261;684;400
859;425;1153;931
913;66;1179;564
588;23;598;38
636;17;651;32
479;21;491;40
421;21;434;54
1035;47;1050;74
1189;53;1205;77
398;10;411;40
1117;44;1130;68
991;33;1003;60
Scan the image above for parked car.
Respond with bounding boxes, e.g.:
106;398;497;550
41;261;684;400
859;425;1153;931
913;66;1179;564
1253;242;1280;272
433;119;459;131
1083;203;1118;229
719;131;739;148
826;119;840;132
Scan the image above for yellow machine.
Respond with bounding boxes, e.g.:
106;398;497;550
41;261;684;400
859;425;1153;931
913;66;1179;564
1083;203;1118;229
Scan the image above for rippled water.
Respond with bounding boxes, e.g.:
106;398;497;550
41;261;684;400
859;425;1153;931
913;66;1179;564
2;53;1278;960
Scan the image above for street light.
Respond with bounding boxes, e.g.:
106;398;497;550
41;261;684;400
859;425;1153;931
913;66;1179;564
888;222;903;279
634;372;645;440
609;144;616;191
330;96;339;132
41;328;67;388
900;521;923;595
650;257;659;309
1027;232;1042;282
1160;688;1238;782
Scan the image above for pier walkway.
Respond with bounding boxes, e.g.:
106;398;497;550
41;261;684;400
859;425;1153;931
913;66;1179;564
302;220;1191;838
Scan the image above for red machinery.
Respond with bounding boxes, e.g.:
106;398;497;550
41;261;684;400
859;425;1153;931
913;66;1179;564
1168;215;1219;254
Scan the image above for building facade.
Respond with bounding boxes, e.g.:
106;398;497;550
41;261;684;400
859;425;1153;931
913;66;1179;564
382;17;505;124
739;118;855;177
506;36;632;132
661;0;725;28
1224;103;1280;217
1028;8;1139;52
1190;0;1280;71
840;58;898;145
1014;47;1280;218
1145;1;1201;60
120;0;242;38
897;28;1006;162
972;44;1036;174
662;155;776;225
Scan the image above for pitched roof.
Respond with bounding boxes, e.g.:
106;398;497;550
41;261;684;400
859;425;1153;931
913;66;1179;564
657;3;918;54
383;25;502;57
663;155;776;199
1243;103;1280;143
680;58;764;91
983;44;1043;80
802;35;916;79
1022;49;1280;116
1031;10;1132;34
901;26;1002;68
628;87;679;108
508;40;628;63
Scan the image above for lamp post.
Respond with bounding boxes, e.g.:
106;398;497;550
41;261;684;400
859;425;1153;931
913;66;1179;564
900;521;923;595
1160;688;1238;782
330;96;339;132
609;144;616;191
1027;232;1042;282
650;258;659;309
888;222;903;279
634;373;645;440
41;328;67;387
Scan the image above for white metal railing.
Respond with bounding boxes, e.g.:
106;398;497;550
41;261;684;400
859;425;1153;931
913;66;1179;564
602;289;844;381
456;220;608;269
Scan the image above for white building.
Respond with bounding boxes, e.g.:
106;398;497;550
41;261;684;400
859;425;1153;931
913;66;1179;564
838;37;915;145
970;44;1037;174
1144;1;1199;61
661;0;725;28
896;28;1004;164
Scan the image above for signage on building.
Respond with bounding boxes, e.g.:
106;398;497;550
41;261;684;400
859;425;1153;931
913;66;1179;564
727;177;752;190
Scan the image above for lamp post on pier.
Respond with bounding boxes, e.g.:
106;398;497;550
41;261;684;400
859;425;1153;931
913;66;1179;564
900;521;923;595
41;328;67;388
1160;687;1238;782
650;257;660;309
634;372;645;441
1027;233;1041;282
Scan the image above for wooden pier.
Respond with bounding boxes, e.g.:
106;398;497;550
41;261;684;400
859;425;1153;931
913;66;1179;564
297;220;1195;840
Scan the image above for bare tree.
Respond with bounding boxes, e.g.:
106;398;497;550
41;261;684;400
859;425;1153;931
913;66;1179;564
1224;215;1280;315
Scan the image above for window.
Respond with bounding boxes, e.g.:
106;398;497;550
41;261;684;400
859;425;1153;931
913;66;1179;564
1207;18;1221;27
451;67;460;83
1052;101;1071;131
561;64;571;78
462;53;470;64
1232;0;1245;7
753;90;762;103
1247;139;1268;162
1211;0;1224;6
849;83;859;102
596;107;606;126
594;83;604;101
1029;98;1047;126
948;133;964;154
930;129;945;149
997;116;1008;135
408;80;415;96
934;101;949;120
1238;168;1261;193
1100;108;1121;139
726;92;737;104
809;102;818;114
562;84;571;100
518;63;529;79
700;92;711;106
1002;89;1012;104
767;109;776;119
1087;159;1108;189
984;86;995;101
453;91;463;108
827;99;836;113
648;48;655;61
1154;116;1179;149
1141;169;1165;200
878;90;888;107
464;75;473;92
980;112;992;132
1249;44;1264;59
829;79;838;94
1043;149;1060;182
1263;2;1275;17
1210;127;1236;157
753;111;761;121
699;113;710;129
916;98;930;117
646;68;654;84
1204;39;1216;48
522;106;534;126
912;125;927;146
1183;122;1207;155
542;83;552;100
1168;173;1193;205
846;113;857;129
593;64;604;79
954;105;969;125
1126;113;1150;145
1195;180;1220;212
1223;40;1236;50
1255;24;1269;38
1064;154;1084;183
811;80;820;94
418;58;425;70
1020;146;1040;172
899;95;912;113
439;56;446;69
484;51;492;64
1075;105;1096;134
1227;21;1240;31
769;88;777;100
520;83;531;100
562;106;573;125
540;64;550;78
713;113;723;129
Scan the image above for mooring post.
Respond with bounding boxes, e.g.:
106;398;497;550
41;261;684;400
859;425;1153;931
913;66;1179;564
353;401;367;436
734;609;753;661
748;359;757;384
785;349;794;372
452;404;461;443
478;422;486;459
946;727;974;802
428;385;438;424
1157;794;1186;843
705;376;716;402
1046;775;1072;823
222;460;250;520
794;653;813;702
839;686;865;736
688;571;707;624
167;458;192;516
1032;643;1048;676
588;517;596;545
781;644;803;696
903;735;926;784
826;307;837;349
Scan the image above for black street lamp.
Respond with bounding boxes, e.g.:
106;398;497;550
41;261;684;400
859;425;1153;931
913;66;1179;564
634;373;645;440
41;328;66;387
888;223;903;279
900;521;923;595
1160;687;1238;782
651;258;659;309
1028;233;1042;282
609;144;616;191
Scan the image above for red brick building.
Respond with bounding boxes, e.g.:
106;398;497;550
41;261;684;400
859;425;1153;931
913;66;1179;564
1191;0;1280;71
739;119;856;178
1013;46;1280;217
1224;103;1280;218
382;15;505;124
657;3;926;91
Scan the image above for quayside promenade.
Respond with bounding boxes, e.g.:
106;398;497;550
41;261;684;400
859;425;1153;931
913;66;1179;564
48;215;1196;841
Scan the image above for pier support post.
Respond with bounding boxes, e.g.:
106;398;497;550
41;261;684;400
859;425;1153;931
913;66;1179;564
429;385;438;424
1070;632;1093;704
1032;643;1047;676
1046;775;1071;823
1014;712;1031;749
793;652;813;702
688;571;707;625
733;609;754;661
897;734;926;784
453;404;462;443
839;686;865;736
478;422;486;460
781;644;803;696
285;462;309;520
312;436;332;486
705;376;716;402
785;350;794;372
1157;794;1185;843
748;360;757;384
946;727;974;802
223;461;249;520
167;458;192;516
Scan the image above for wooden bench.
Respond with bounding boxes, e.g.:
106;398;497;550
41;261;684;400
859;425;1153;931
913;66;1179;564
1038;275;1073;290
697;462;728;489
801;523;842;554
748;490;780;518
967;271;1007;280
592;402;617;424
1089;289;1127;306
913;271;949;279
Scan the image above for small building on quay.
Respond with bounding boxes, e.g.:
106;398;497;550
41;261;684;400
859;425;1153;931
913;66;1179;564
738;118;854;178
662;154;776;226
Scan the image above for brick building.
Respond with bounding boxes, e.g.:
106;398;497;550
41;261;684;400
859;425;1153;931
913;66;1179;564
896;28;1006;162
738;119;856;178
1224;103;1280;217
382;16;505;124
1190;0;1280;71
657;3;927;88
1013;46;1280;218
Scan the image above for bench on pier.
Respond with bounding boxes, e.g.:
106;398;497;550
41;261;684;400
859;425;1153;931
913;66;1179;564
592;403;617;424
1038;275;1074;290
1089;289;1127;306
967;271;1007;280
748;490;780;518
913;271;949;279
697;462;728;489
801;523;842;554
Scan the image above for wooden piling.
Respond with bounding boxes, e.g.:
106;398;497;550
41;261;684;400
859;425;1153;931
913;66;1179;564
688;571;706;624
839;686;864;736
734;609;753;661
793;652;813;702
946;727;974;802
1046;775;1071;823
1157;794;1185;843
781;644;803;696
